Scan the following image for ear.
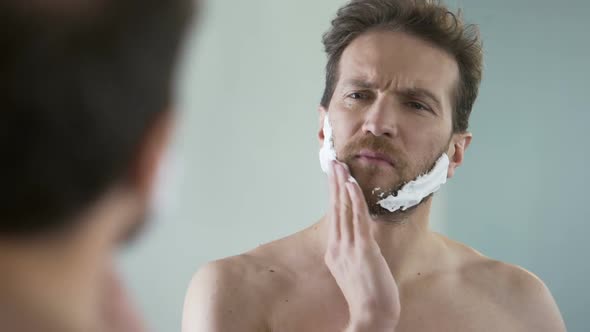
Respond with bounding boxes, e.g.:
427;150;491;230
446;131;472;179
131;110;174;199
318;106;328;147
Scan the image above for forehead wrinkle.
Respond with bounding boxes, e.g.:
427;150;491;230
342;51;445;93
338;32;459;112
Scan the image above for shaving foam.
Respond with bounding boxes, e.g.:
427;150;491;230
319;114;337;174
376;153;449;212
319;114;449;212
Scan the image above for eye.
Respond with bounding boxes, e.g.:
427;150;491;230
406;101;430;112
347;92;368;100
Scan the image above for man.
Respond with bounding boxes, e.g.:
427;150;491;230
0;0;194;331
182;1;566;331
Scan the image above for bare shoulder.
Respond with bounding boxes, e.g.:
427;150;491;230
182;237;302;332
449;241;567;332
182;253;279;332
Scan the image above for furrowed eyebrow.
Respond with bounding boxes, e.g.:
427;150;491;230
397;87;442;109
342;78;379;90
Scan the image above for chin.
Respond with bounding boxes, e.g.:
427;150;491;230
352;169;400;192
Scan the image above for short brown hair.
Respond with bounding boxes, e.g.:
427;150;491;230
321;0;483;133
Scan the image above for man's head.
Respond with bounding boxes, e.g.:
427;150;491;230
318;0;483;218
0;0;194;330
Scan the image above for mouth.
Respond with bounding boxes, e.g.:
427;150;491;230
355;150;395;168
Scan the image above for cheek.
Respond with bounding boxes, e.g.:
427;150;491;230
62;249;111;323
400;120;434;145
55;229;120;326
401;125;448;166
328;110;361;149
19;246;108;331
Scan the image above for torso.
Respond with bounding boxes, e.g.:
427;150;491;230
263;264;524;332
222;229;538;332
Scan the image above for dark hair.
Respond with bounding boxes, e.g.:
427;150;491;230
321;0;483;133
0;0;194;235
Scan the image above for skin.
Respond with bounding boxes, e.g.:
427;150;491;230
0;111;173;332
182;30;566;332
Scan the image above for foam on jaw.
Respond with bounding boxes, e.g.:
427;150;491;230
318;114;449;212
376;153;449;212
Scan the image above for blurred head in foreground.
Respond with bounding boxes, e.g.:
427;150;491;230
0;0;195;330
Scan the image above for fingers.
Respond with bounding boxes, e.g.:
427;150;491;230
346;179;371;240
329;160;370;246
336;161;354;244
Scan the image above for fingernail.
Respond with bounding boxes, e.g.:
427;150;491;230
348;176;357;184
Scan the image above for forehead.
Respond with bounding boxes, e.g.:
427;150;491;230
338;29;459;107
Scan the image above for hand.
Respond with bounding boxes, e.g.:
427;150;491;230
324;161;401;332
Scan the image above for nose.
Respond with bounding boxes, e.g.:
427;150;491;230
361;96;398;138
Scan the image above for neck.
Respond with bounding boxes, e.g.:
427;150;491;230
312;197;448;284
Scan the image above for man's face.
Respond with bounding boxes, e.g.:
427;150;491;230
323;30;461;216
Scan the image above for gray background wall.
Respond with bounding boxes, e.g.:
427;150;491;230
121;1;589;331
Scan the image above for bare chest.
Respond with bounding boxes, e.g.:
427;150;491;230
267;280;522;332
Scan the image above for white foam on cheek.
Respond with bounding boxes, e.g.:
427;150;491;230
319;113;449;213
376;153;450;212
319;114;337;174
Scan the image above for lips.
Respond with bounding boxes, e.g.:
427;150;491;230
355;149;395;167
